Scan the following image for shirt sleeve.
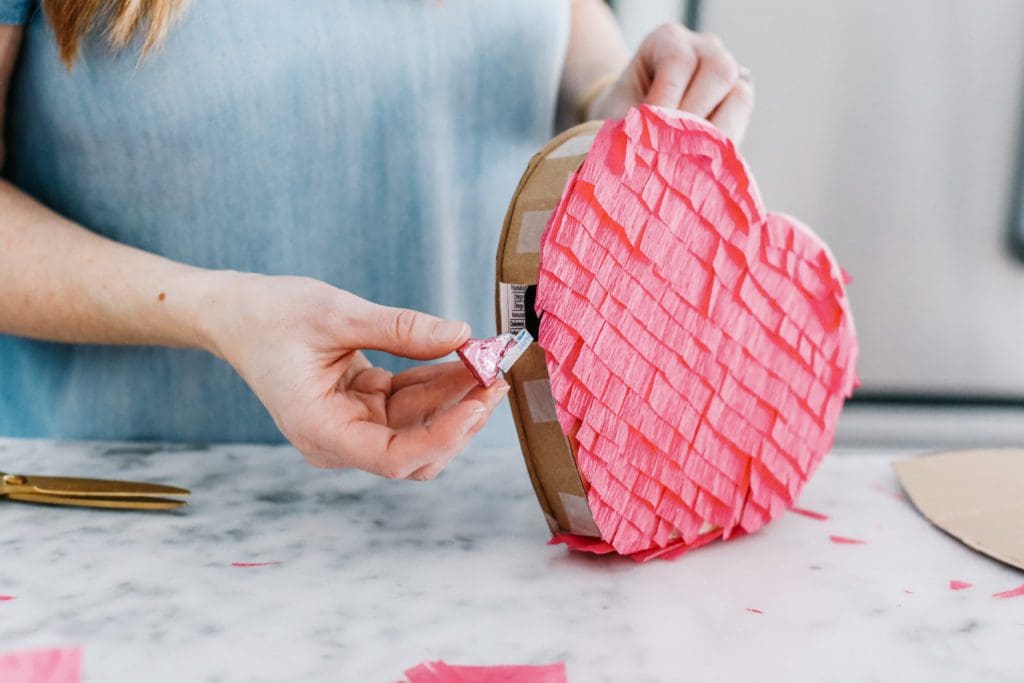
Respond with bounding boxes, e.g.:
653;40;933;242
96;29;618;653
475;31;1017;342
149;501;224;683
0;0;34;24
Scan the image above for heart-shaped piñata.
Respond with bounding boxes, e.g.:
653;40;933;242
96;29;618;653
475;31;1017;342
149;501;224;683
534;105;858;560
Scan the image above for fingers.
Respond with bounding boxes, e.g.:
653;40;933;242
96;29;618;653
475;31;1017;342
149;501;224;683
343;352;390;392
315;382;508;478
346;366;392;424
340;295;470;361
642;25;698;108
709;77;755;145
677;40;740;118
348;366;392;395
387;365;484;430
405;383;510;481
390;360;467;392
637;24;750;139
346;361;482;433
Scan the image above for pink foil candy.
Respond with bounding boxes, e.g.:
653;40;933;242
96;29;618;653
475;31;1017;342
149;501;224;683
457;330;532;388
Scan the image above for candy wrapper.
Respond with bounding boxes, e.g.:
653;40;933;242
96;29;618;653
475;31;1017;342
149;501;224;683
457;329;532;388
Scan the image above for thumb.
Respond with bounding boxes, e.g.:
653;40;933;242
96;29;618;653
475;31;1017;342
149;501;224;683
345;298;470;361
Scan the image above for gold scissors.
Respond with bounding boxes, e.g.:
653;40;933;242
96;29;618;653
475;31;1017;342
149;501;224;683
0;471;189;510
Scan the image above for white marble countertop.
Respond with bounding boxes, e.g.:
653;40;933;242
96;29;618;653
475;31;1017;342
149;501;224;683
1;437;1022;682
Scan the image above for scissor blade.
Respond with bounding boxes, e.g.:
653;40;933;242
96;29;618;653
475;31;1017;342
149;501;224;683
14;475;190;498
4;492;187;510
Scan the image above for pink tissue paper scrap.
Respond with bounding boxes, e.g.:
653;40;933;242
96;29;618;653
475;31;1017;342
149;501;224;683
790;507;829;521
871;482;908;502
404;660;567;683
537;104;858;560
457;330;532;388
992;583;1024;599
0;594;15;601
829;535;866;545
0;646;82;683
949;580;972;591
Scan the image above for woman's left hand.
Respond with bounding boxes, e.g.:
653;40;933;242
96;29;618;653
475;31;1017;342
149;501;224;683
587;23;754;144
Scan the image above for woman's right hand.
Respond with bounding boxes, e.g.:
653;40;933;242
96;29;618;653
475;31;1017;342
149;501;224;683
194;272;509;480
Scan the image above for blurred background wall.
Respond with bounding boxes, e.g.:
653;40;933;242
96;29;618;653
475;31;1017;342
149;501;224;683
610;1;1024;444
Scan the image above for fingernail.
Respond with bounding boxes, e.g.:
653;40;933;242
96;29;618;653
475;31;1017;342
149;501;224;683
432;319;468;344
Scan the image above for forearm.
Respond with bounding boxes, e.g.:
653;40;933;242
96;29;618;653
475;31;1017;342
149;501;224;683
0;179;225;351
561;0;631;117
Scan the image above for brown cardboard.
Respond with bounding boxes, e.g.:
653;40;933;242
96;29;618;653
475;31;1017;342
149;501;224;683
495;121;604;537
894;449;1024;570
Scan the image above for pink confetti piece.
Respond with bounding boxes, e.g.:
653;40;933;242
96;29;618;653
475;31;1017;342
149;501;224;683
404;660;566;683
949;580;973;591
0;595;15;601
993;583;1024;599
790;506;829;521
535;105;858;559
0;646;82;683
745;608;764;614
871;482;909;502
829;535;866;545
231;561;282;567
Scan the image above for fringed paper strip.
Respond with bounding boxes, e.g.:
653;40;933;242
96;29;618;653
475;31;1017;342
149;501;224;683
535;105;858;559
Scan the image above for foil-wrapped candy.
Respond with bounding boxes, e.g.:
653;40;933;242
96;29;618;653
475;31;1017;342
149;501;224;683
456;329;532;388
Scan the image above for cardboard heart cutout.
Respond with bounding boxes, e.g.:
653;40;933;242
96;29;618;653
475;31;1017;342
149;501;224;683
496;106;858;560
894;449;1024;571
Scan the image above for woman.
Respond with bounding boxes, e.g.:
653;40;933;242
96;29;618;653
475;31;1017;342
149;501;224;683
0;0;752;479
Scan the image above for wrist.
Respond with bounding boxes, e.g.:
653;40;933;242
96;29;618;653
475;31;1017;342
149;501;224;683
187;268;259;360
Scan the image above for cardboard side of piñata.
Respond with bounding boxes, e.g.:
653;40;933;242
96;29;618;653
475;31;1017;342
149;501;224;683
495;121;604;539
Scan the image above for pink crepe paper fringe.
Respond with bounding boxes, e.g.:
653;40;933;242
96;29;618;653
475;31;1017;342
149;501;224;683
0;646;82;683
535;105;857;559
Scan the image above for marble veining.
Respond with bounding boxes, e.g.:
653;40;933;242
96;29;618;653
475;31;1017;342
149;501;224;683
1;437;1022;682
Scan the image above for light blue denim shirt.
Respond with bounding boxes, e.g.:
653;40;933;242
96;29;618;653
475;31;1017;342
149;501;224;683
0;1;568;442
